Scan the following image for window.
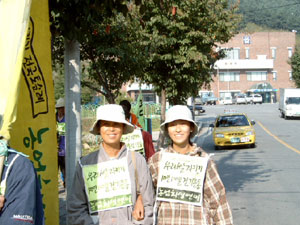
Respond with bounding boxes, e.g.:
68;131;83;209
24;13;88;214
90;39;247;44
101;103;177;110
219;72;240;82
243;36;251;44
224;48;240;60
246;71;267;81
217;115;249;127
271;47;276;59
288;47;293;58
143;93;155;102
289;71;293;80
245;47;250;59
272;71;277;81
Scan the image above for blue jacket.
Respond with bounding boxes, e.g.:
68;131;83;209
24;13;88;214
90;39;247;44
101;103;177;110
0;151;44;225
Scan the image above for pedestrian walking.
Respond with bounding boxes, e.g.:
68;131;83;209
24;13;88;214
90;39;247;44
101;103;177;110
68;104;154;225
56;97;66;188
148;105;233;225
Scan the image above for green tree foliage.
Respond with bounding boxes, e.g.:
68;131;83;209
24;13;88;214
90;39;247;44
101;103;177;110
53;64;64;100
50;1;146;103
140;0;240;105
50;1;130;41
289;48;300;88
80;13;146;103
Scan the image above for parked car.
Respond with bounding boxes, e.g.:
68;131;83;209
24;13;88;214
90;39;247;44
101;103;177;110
233;94;247;104
223;96;233;105
246;94;263;104
201;92;218;105
187;105;205;116
210;112;256;150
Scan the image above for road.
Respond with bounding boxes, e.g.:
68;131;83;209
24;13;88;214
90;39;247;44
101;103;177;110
194;103;300;225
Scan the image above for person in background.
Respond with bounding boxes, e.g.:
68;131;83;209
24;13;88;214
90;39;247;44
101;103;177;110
68;104;154;225
0;138;44;224
148;105;233;225
119;100;142;128
120;104;155;161
56;97;66;188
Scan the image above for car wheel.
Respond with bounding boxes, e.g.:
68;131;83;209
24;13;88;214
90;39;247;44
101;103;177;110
280;112;284;118
215;145;221;150
250;143;256;148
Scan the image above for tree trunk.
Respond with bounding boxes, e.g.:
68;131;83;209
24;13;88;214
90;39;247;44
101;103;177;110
192;96;195;120
157;89;166;150
64;39;82;224
105;92;115;104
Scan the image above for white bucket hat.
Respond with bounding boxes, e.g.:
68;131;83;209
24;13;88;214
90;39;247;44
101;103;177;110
55;98;65;108
160;105;199;138
90;104;134;135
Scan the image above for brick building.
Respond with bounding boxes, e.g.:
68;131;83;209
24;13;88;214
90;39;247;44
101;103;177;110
210;32;297;103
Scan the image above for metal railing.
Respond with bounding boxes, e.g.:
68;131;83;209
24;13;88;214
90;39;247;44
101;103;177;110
81;103;162;119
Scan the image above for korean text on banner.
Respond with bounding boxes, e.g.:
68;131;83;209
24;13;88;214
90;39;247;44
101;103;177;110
82;157;133;213
157;152;209;206
9;0;59;224
121;129;145;156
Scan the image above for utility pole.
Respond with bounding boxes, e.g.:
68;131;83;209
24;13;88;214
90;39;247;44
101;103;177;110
64;39;81;223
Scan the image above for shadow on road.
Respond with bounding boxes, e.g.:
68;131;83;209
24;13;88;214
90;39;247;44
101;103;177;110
197;125;275;193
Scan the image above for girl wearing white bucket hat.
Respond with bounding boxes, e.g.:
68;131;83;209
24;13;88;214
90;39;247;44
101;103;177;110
148;105;233;225
68;104;154;225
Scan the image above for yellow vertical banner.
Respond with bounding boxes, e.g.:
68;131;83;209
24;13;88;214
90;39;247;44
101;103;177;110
9;0;59;224
0;0;31;139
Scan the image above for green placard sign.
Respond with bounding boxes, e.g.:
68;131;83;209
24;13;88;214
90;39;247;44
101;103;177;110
82;157;132;213
57;122;65;135
121;129;145;157
157;152;209;206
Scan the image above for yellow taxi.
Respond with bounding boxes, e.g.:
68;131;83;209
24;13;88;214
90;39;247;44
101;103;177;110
210;112;256;150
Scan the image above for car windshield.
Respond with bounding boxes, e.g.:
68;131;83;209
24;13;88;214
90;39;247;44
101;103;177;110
286;97;300;105
216;115;250;127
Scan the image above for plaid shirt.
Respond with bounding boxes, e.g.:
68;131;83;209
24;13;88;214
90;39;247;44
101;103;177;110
148;145;233;225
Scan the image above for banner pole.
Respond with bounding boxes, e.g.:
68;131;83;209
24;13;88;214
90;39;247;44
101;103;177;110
0;156;4;181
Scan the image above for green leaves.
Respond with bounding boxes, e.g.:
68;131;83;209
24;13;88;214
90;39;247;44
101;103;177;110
50;0;148;103
289;48;300;88
50;0;239;104
140;0;239;105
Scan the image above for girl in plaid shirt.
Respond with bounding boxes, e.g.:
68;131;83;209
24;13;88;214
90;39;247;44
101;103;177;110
148;105;233;225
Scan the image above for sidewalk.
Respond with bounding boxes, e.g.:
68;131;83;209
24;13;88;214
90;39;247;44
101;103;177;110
59;178;66;225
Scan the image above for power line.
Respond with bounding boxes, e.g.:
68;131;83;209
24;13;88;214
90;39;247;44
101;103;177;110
241;2;300;13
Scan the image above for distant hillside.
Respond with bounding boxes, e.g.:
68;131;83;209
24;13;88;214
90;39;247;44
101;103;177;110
237;0;300;32
235;0;300;47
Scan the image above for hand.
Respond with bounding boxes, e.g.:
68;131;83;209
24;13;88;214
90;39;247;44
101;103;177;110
132;195;144;221
0;195;5;210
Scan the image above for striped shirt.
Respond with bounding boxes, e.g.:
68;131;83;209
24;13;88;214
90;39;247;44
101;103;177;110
148;145;233;225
